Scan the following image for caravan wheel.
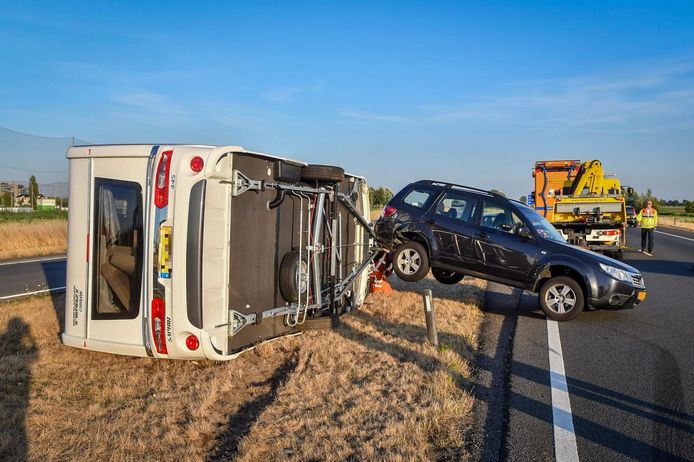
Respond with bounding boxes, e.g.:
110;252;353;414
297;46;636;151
279;251;309;302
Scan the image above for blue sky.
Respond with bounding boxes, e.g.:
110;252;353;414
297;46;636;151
1;1;693;200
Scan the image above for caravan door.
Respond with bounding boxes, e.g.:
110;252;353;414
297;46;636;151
86;157;149;356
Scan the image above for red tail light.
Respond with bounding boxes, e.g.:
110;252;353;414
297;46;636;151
603;229;620;236
151;297;168;354
190;156;204;173
186;334;199;351
382;205;397;218
154;150;173;208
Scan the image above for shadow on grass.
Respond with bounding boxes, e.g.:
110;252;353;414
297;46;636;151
206;351;300;461
0;317;38;462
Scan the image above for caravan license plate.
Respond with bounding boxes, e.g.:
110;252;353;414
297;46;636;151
159;226;172;278
637;291;647;301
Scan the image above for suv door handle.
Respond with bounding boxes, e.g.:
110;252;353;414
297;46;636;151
477;232;489;239
426;219;437;225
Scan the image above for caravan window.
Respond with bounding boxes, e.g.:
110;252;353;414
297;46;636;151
92;178;143;319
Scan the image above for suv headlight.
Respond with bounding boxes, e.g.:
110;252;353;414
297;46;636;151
599;263;629;282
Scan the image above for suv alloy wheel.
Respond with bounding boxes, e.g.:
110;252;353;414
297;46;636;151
392;241;430;282
539;276;585;321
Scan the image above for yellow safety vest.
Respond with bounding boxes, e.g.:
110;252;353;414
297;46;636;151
637;208;658;229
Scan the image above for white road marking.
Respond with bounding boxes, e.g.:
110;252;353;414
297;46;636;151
0;255;67;266
547;319;580;462
0;286;67;301
655;230;694;242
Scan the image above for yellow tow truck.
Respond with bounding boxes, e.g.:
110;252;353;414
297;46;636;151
535;159;629;259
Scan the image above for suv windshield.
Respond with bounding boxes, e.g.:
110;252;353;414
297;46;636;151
515;204;566;243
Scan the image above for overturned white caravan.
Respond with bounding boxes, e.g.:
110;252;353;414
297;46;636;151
62;144;375;360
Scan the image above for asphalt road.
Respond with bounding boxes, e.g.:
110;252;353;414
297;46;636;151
504;227;694;461
0;255;66;300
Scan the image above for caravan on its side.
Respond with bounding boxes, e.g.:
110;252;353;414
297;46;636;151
63;144;375;360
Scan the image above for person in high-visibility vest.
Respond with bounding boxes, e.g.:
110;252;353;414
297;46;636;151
637;199;658;256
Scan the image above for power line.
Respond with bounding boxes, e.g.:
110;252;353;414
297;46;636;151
0;164;67;173
0;125;88;142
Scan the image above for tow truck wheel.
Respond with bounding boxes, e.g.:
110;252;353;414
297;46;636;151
432;268;465;285
301;164;345;183
279;251;309;303
393;241;430;282
539;276;585;321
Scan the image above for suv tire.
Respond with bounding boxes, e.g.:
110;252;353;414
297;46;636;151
393;241;430;282
432;268;465;285
539;276;585;321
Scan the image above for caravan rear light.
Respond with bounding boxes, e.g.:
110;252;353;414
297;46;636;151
151;297;168;354
185;335;199;351
602;229;620;236
190;156;204;173
154;150;173;208
382;205;397;218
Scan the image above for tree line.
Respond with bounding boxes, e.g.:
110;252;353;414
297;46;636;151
369;186;394;208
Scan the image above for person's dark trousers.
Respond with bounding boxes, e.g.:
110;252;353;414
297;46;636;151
641;228;654;253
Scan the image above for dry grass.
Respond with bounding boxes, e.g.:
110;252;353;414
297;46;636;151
233;276;485;461
0;275;485;461
657;216;694;232
0;220;67;260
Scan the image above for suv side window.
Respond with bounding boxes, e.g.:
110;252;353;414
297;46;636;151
434;191;478;224
481;200;524;233
402;188;437;209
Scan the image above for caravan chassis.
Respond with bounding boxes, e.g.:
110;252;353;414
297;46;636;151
143;148;378;360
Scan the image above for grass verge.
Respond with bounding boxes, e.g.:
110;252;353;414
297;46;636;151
1;275;485;461
657;215;694;232
0;220;67;260
0;210;68;224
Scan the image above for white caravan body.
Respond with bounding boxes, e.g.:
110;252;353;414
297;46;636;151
63;145;373;360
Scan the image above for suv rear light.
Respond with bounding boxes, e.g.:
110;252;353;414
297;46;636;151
151;297;168;354
154;150;173;208
382;205;397;218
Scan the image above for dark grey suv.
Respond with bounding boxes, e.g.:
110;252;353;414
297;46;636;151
374;180;647;321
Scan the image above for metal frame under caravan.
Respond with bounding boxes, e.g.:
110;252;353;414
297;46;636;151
62;144;376;360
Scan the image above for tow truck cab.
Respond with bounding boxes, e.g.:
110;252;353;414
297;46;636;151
62;145;372;360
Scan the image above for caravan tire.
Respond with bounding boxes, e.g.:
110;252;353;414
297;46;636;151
301;164;345;183
300;315;340;331
279;251;309;303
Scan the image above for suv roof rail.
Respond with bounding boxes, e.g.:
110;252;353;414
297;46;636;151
413;179;505;198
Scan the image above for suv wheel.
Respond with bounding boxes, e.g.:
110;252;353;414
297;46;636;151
539;276;585;321
393;241;429;282
432;268;465;285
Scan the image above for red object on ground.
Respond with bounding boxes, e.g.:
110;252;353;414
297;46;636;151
370;252;394;294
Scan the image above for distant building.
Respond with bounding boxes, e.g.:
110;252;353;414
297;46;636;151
37;196;57;210
0;182;26;197
15;193;31;207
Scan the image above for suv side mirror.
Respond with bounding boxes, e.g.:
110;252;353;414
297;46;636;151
515;225;532;239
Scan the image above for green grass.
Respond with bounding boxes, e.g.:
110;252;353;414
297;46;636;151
0;210;68;223
656;206;694;217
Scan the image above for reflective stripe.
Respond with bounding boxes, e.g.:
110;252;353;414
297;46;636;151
637;208;658;228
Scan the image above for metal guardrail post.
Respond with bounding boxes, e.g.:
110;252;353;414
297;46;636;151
422;289;438;347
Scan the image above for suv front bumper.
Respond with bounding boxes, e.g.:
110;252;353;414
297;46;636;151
589;277;646;309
